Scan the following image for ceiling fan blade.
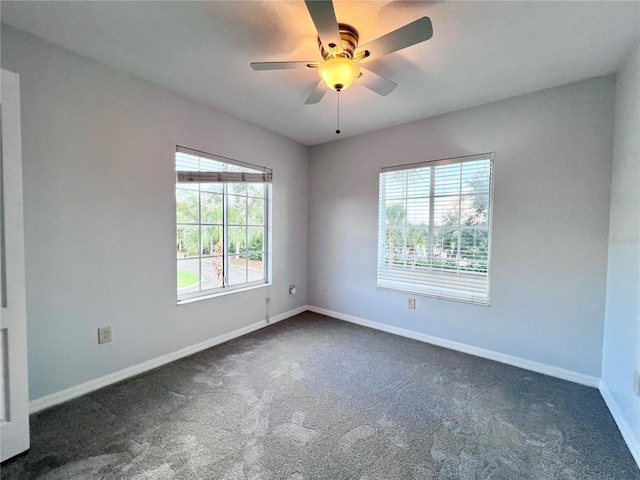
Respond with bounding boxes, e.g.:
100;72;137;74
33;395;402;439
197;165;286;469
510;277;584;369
304;0;343;55
305;81;330;105
251;61;320;71
355;68;397;96
355;17;433;63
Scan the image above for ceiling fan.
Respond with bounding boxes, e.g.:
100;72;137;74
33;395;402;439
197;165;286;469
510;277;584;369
251;0;433;105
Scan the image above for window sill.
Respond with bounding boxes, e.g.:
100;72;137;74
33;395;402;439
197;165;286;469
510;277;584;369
377;286;490;306
177;282;271;306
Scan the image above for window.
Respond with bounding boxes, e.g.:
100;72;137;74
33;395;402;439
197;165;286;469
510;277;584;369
377;153;494;305
176;146;271;303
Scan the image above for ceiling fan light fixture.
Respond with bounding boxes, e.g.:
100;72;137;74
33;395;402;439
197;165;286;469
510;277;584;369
318;57;360;92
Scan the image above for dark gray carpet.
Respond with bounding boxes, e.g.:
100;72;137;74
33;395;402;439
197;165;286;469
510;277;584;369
1;312;638;479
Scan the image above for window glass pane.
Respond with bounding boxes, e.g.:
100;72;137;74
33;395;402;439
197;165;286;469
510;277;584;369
201;192;223;225
177;225;200;258
176;189;199;224
228;255;247;285
248;198;265;225
177;182;199;191
228;226;247;254
384;227;405;249
459;228;489;273
229;183;247;195
226;163;257;174
247;183;265;199
383;172;410;200
462;160;491;194
248;254;264;282
434;164;461;195
433;228;458;268
405;167;431;197
202;256;224;289
461;195;489;227
177;258;201;293
247;227;264;255
406;198;429;225
201;182;223;193
383;227;406;266
407;228;428;251
175;151;202;171
405;250;425;267
228;195;247;226
201;226;222;256
384;202;406;228
434;196;461;227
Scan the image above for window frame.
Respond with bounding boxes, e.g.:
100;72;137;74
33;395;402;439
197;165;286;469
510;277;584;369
377;152;495;305
175;146;272;304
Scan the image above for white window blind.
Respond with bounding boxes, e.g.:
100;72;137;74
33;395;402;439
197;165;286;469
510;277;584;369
176;146;272;183
176;146;271;303
377;153;494;305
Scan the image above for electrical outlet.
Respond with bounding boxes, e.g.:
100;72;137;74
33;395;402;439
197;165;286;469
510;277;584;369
634;370;640;397
98;326;112;344
289;284;296;295
408;298;416;309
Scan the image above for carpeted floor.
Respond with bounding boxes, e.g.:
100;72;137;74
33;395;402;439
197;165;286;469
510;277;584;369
1;312;638;479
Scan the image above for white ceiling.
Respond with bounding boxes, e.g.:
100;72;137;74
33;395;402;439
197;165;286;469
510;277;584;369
2;1;639;146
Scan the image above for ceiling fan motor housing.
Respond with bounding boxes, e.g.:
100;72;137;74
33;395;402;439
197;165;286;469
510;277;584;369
319;24;359;60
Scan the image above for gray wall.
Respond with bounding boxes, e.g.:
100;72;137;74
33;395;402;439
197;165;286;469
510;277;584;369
1;26;309;400
602;44;640;448
1;20;631;416
309;76;615;378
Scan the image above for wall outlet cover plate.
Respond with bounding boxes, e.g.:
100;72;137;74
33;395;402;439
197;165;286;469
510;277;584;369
98;326;112;344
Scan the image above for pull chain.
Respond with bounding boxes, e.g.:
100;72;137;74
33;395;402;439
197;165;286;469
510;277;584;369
336;91;341;135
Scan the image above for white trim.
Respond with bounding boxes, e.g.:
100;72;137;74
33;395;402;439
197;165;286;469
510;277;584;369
307;305;600;388
177;282;271;305
29;305;307;414
599;381;640;469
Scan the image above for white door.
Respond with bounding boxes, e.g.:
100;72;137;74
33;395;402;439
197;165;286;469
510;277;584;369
0;69;30;462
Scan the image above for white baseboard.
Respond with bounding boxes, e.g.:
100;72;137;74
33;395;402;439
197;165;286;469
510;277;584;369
600;382;640;469
29;305;307;414
307;305;600;388
28;303;638;469
309;306;639;468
